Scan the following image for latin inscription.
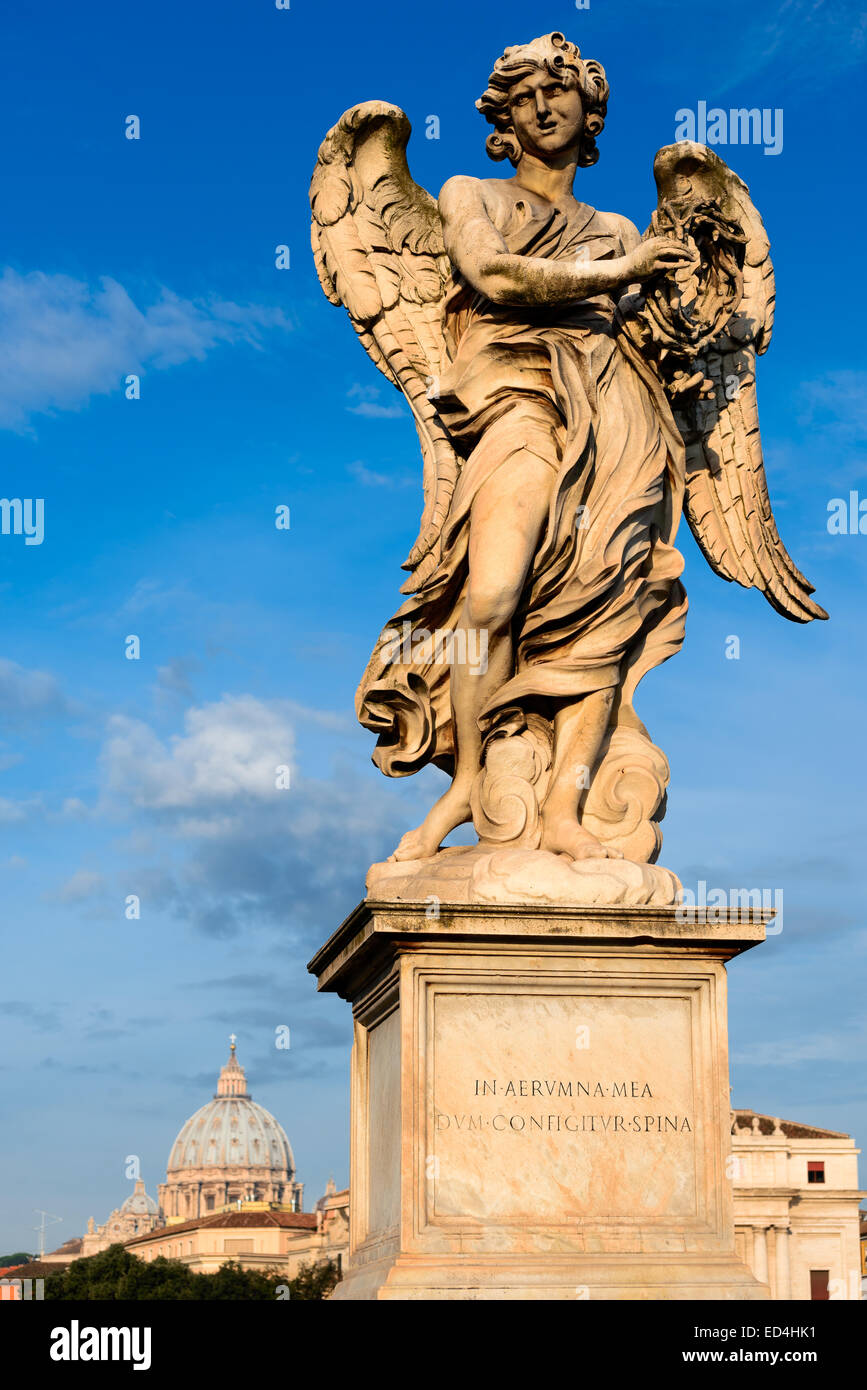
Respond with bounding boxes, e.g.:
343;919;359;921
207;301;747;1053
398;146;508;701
472;1078;654;1097
428;993;699;1221
434;1077;692;1136
436;1113;692;1132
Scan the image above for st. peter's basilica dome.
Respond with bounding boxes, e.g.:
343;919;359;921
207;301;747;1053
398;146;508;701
158;1039;303;1221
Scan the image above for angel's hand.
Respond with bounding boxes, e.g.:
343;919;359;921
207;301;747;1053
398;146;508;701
621;236;697;283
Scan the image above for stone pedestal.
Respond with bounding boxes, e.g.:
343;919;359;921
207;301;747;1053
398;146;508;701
308;898;771;1300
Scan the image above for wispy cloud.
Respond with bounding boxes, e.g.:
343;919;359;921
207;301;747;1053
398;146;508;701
79;694;415;940
712;0;867;90
101;695;296;813
57;869;108;904
733;1021;867;1067
348;459;390;487
797;370;867;446
0;658;71;722
154;658;199;706
0;268;290;430
346;382;405;419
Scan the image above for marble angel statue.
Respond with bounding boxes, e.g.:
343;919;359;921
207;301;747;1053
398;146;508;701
309;31;825;892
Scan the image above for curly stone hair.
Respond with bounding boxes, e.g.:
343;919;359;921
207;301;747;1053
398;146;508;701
476;31;609;168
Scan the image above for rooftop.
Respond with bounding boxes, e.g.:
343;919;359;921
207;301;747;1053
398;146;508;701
125;1209;318;1246
733;1109;852;1140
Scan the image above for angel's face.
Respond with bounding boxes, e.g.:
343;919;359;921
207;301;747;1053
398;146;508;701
508;68;584;162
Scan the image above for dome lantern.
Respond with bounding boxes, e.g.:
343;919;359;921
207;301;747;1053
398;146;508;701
216;1035;249;1098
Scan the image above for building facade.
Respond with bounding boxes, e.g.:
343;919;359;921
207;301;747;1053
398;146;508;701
731;1109;864;1300
80;1180;161;1258
126;1184;349;1279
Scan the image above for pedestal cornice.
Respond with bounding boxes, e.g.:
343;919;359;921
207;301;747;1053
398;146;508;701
308;900;770;998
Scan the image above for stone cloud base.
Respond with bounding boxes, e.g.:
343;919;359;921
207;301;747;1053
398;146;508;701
308;900;772;1301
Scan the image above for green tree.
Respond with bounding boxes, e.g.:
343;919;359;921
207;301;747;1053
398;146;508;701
288;1260;341;1300
0;1252;33;1268
198;1261;288;1301
44;1245;288;1301
43;1245;341;1301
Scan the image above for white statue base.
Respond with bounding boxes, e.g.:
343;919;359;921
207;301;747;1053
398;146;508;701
308;887;772;1301
368;844;681;909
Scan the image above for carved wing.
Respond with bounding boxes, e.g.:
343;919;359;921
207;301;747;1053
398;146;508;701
625;142;826;623
310;102;458;592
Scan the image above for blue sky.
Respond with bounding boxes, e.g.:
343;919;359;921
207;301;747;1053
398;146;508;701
1;0;865;1254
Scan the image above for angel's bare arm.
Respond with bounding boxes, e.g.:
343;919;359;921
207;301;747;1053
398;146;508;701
438;176;693;308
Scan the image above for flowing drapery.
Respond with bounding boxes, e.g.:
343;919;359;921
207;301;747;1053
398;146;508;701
357;187;688;776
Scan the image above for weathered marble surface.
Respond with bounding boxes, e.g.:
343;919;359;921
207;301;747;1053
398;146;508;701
367;845;681;908
309;900;772;1300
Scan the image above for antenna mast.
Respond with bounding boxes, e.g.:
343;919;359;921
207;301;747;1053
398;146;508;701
33;1209;63;1259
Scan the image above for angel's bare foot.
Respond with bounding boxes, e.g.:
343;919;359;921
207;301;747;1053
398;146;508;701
540;816;624;862
388;783;473;862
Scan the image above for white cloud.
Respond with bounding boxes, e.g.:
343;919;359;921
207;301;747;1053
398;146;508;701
154;658;198;703
85;692;429;938
797;370;867;445
58;870;106;903
700;0;867;90
0;268;289;430
0;658;69;720
348;459;390;487
733;1023;867;1067
102;694;296;812
121;578;194;616
346;382;405;419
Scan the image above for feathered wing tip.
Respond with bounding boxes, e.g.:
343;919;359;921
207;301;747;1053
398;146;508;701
648;142;826;624
680;362;828;624
309;101;460;590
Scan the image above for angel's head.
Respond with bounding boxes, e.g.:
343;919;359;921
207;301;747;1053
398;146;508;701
477;32;608;169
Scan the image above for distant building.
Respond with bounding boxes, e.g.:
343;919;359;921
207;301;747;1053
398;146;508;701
39;1237;85;1266
125;1182;349;1278
731;1109;864;1300
79;1181;161;1258
159;1039;303;1221
35;1039;341;1282
124;1040;348;1277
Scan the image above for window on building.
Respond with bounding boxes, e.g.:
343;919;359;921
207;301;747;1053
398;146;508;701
809;1269;830;1300
807;1161;825;1184
205;1194;215;1211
